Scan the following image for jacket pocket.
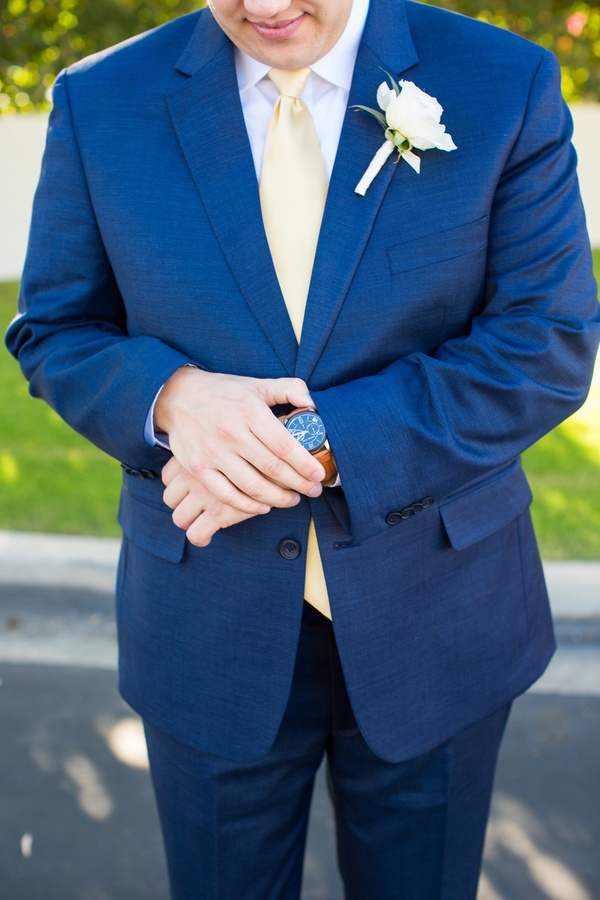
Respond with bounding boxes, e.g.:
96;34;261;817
387;216;490;275
439;461;533;551
118;485;187;563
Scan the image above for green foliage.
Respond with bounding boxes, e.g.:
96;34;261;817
1;0;599;113
1;282;122;536
421;0;600;102
0;0;202;115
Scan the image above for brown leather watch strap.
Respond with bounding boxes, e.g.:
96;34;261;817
313;446;338;487
286;407;338;486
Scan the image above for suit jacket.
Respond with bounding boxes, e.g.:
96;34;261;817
7;0;600;762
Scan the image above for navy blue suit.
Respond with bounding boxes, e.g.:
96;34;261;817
7;0;600;894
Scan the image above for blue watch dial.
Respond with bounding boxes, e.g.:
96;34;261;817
286;411;327;453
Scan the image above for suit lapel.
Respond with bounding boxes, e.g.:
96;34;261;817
166;11;299;375
296;0;419;381
166;1;419;381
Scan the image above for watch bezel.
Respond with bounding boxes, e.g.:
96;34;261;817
284;409;328;454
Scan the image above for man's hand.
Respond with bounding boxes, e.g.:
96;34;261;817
162;457;265;547
156;368;325;545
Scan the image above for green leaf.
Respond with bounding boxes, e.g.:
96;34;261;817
380;69;401;96
351;105;388;129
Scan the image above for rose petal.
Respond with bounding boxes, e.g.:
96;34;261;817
401;149;421;174
377;84;396;112
399;80;443;119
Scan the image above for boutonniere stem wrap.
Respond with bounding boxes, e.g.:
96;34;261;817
354;75;457;196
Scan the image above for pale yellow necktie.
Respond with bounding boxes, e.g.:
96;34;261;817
259;68;331;620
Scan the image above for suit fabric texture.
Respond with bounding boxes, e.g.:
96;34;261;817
7;0;600;769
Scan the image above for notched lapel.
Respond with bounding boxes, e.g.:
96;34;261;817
296;0;419;382
167;14;298;375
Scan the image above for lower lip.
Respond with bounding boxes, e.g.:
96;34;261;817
250;14;305;41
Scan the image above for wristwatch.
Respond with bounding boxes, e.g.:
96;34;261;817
283;407;338;487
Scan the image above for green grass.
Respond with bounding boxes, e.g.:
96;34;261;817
2;257;600;556
521;248;600;558
1;282;122;536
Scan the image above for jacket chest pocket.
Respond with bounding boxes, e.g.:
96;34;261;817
386;216;490;276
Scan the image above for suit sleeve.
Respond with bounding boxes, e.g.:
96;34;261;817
5;70;196;465
313;50;600;544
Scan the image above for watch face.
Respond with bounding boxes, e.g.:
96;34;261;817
285;411;327;453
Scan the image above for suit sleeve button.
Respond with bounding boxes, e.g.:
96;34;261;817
421;497;434;508
386;512;403;526
279;539;301;560
400;506;416;520
121;463;142;478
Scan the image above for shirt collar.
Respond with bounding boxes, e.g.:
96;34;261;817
235;0;370;94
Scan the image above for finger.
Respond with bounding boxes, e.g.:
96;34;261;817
171;492;208;531
248;414;326;487
163;475;191;511
200;462;298;511
185;507;256;548
196;468;272;515
255;377;313;411
161;455;182;487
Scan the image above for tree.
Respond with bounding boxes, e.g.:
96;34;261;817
1;0;598;114
0;0;201;114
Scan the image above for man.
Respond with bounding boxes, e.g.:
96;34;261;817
6;0;600;897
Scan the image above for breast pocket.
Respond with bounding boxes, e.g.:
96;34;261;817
387;216;490;276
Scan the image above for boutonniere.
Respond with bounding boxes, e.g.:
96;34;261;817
353;75;457;196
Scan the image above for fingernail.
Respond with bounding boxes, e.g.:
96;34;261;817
311;470;324;482
309;484;322;498
288;495;301;507
258;505;270;514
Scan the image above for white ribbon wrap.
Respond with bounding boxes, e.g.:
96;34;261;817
354;140;395;196
355;140;422;196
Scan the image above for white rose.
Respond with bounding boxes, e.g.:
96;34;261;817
354;78;457;194
377;80;457;153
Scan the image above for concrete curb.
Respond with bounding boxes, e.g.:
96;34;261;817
1;530;598;620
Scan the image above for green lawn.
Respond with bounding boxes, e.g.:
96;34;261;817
2;257;600;556
1;282;122;536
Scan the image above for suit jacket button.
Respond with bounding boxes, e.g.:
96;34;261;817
279;539;301;560
386;512;403;526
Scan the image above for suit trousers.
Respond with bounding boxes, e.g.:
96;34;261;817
144;603;510;900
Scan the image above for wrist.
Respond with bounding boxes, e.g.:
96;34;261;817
154;365;202;434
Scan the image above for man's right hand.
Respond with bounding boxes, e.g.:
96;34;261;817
155;367;325;545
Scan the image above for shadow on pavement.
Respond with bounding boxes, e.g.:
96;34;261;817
0;583;598;899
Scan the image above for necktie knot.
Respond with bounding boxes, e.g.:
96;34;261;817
268;67;312;100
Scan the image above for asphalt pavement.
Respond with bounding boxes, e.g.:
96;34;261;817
0;531;599;900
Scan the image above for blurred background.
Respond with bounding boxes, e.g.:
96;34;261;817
0;2;599;899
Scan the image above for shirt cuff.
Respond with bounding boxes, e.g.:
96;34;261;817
144;386;171;449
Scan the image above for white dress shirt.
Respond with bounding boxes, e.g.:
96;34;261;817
146;0;370;447
235;0;369;180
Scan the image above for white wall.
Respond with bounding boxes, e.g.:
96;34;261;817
570;105;600;249
0;115;48;283
1;106;599;283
